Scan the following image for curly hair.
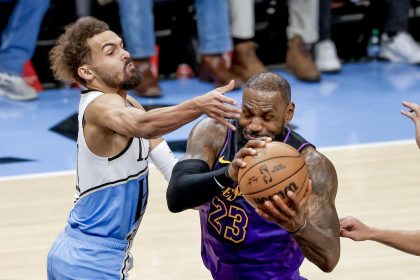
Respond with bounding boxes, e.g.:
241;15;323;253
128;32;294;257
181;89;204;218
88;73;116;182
49;17;109;85
244;72;291;103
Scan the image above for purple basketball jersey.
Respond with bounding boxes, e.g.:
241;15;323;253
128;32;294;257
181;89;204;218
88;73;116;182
199;124;313;280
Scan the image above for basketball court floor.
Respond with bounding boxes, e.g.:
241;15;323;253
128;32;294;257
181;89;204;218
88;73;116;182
1;61;420;279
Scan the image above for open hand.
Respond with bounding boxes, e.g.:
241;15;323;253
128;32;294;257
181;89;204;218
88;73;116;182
194;80;242;130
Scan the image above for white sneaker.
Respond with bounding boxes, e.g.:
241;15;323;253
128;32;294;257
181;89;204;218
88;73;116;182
379;32;420;64
314;39;342;73
0;72;38;101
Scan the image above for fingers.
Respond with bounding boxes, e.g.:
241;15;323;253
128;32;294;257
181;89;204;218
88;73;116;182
340;229;354;238
255;207;276;223
245;138;271;149
402;100;419;113
235;146;257;160
401;100;420;122
215;80;235;95
400;109;414;120
270;195;294;218
211;115;236;131
216;102;241;117
216;93;238;106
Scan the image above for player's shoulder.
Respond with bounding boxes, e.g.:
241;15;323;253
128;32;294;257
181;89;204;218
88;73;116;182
301;146;332;165
88;92;126;110
192;118;228;137
188;118;228;152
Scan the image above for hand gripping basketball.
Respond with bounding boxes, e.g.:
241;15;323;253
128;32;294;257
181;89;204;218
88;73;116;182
227;138;272;181
238;142;309;208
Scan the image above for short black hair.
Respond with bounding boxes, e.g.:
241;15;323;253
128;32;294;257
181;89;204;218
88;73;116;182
244;72;291;103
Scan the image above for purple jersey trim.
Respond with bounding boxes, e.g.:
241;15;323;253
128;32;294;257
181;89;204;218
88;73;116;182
212;127;232;170
282;126;292;143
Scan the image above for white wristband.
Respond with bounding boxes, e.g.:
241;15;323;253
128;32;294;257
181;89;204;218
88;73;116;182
150;140;178;182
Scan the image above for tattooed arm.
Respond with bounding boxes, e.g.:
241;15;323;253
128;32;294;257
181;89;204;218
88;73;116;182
293;146;340;271
256;146;340;272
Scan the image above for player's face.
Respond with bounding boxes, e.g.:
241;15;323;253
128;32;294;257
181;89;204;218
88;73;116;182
87;31;142;90
238;88;294;145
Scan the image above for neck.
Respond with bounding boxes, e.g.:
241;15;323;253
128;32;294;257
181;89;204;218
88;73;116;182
86;82;127;98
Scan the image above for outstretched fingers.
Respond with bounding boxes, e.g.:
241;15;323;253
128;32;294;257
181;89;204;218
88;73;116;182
215;80;235;95
205;112;235;130
401;100;420;122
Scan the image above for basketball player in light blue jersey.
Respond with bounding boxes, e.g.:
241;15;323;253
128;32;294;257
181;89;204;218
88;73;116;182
47;17;241;279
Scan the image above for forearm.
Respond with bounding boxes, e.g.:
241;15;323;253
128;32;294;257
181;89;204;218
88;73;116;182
371;228;420;256
293;222;340;272
132;99;201;138
167;159;234;212
111;99;201;139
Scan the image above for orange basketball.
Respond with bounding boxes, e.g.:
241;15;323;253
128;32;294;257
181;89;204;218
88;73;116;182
238;141;308;209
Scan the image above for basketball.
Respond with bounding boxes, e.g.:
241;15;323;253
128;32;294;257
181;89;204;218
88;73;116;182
238;141;309;208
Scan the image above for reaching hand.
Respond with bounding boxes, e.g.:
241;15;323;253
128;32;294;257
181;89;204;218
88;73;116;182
255;180;312;234
401;100;420;149
193;80;242;130
227;138;272;181
339;215;373;241
401;100;420;124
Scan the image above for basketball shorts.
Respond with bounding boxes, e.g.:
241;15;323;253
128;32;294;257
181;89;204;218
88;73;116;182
47;225;131;280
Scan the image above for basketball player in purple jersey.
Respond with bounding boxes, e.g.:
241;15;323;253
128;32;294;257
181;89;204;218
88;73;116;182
167;72;340;279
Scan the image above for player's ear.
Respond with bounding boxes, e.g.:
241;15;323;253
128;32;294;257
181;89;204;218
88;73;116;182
78;65;94;82
285;102;295;123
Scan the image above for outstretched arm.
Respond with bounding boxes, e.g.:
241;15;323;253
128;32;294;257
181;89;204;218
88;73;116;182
87;81;241;139
401;100;420;149
340;216;420;256
256;147;340;272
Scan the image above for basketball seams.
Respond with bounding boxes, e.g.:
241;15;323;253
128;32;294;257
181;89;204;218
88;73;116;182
238;155;301;186
241;162;306;195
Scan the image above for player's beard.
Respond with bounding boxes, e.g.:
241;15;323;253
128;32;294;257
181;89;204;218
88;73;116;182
95;58;143;90
121;58;143;90
237;124;286;149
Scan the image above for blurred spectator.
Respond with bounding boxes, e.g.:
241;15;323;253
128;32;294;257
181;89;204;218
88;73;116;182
118;0;243;97
228;0;320;83
315;0;341;73
379;0;420;64
0;0;50;101
285;0;320;82
229;0;267;81
315;0;420;73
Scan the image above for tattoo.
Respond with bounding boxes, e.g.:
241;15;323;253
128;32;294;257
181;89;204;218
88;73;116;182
183;119;227;167
301;147;339;228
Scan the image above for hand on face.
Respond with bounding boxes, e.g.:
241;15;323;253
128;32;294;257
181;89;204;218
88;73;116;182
227;137;272;181
255;180;312;233
194;80;242;130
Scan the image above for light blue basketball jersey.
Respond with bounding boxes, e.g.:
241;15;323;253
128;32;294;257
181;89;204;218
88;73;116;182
47;90;149;279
